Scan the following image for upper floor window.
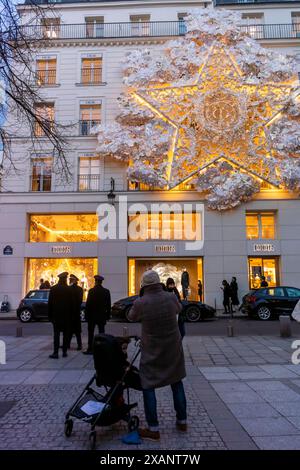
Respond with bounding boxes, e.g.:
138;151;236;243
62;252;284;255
246;212;276;240
31;157;52;192
292;13;300;37
128;212;201;242
29;214;98;242
34;102;55;137
79;103;101;135
178;12;187;35
130;14;151;36
41;17;60;39
36;58;57;86
85;16;104;38
241;13;264;39
78;156;101;192
81;57;102;84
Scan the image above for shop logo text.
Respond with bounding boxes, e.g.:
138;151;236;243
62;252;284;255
291;340;300;365
0;340;6;365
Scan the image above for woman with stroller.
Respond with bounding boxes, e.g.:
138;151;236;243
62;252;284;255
128;270;187;441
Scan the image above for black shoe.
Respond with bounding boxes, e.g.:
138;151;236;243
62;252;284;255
49;353;59;359
82;350;93;355
63;352;68;358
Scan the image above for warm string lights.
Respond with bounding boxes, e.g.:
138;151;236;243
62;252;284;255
94;8;300;210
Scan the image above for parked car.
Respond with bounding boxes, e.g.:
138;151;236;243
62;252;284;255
241;286;300;321
111;295;216;323
17;289;86;323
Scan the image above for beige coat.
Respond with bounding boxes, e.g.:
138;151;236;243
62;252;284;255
128;283;186;389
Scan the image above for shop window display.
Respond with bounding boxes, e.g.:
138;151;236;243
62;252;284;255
29;214;98;242
248;257;279;289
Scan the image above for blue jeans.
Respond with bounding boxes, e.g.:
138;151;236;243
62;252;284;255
143;381;187;431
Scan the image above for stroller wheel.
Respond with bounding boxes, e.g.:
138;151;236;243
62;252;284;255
89;430;96;450
64;419;73;437
128;415;140;432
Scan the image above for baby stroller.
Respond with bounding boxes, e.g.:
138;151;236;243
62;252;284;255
64;333;141;449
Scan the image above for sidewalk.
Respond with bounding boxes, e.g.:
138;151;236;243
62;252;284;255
0;334;300;450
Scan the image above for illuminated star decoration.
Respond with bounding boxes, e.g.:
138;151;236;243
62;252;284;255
134;43;293;189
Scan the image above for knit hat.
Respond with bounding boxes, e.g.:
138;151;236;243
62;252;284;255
141;270;160;288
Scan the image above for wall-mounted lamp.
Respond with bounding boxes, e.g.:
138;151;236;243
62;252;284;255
107;177;116;205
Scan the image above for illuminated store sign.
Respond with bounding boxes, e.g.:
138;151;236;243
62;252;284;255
154;245;176;253
253;244;275;253
51;246;71;255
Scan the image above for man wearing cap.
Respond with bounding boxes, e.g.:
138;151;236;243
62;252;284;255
128;269;187;441
48;272;73;359
68;274;83;351
83;275;111;355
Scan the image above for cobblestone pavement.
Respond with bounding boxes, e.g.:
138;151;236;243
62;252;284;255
1;333;300;450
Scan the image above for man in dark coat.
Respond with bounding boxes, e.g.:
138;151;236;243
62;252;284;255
129;270;187;441
83;275;111;355
48;272;73;359
68;274;83;351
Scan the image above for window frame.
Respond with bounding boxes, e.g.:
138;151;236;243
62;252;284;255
246;211;276;240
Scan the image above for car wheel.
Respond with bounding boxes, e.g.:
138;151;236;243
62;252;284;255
185;305;201;322
257;306;272;321
80;309;86;322
19;309;33;323
124;306;135;323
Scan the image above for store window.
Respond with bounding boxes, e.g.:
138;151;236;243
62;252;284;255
34;102;54;137
36;58;57;85
248;257;279;289
30;157;52;192
128;258;203;301
128;212;202;241
79;103;101;135
292;12;300;37
27;258;98;299
78;156;101;191
29;214;98;242
246;212;276;239
81;57;102;84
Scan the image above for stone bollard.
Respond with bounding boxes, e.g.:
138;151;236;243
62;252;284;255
123;326;129;338
279;315;292;338
227;320;234;337
16;326;23;338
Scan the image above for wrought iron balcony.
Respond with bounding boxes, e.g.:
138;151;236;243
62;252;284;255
79;120;101;136
81;67;103;84
215;0;299;4
36;69;57;86
20;21;300;41
78;174;101;192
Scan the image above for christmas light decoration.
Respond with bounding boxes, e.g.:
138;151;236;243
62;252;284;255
95;8;300;210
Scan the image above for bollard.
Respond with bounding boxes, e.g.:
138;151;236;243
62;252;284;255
279;315;291;338
227;320;234;337
123;326;129;338
16;326;23;338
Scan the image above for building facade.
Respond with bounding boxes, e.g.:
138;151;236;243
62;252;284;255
1;0;300;310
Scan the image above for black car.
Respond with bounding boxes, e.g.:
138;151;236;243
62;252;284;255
17;289;86;323
111;295;216;323
241;286;300;321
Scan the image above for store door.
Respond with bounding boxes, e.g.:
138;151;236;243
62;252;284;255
248;257;280;289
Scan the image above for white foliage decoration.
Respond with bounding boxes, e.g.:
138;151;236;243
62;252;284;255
96;8;300;210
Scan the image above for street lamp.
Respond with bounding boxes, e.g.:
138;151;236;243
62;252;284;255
107;177;116;205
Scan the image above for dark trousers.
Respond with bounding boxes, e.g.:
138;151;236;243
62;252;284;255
53;325;69;354
143;381;187;431
88;321;105;351
68;331;82;349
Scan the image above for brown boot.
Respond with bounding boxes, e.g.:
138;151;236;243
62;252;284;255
176;422;187;432
139;428;160;441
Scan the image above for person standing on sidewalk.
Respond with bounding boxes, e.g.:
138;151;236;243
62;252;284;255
48;272;73;359
230;277;239;313
128;270;187;441
166;277;185;339
68;274;83;351
221;280;232;315
83;275;111;355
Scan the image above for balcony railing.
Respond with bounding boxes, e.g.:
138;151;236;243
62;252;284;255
79;120;101;136
81;68;102;84
215;0;300;4
36;69;56;85
78;174;101;192
20;21;300;41
30;176;52;192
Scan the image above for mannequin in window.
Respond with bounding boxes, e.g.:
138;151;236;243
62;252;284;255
181;267;190;300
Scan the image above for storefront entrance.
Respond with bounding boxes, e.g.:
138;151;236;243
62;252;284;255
248;257;280;289
27;258;98;299
128;258;203;301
